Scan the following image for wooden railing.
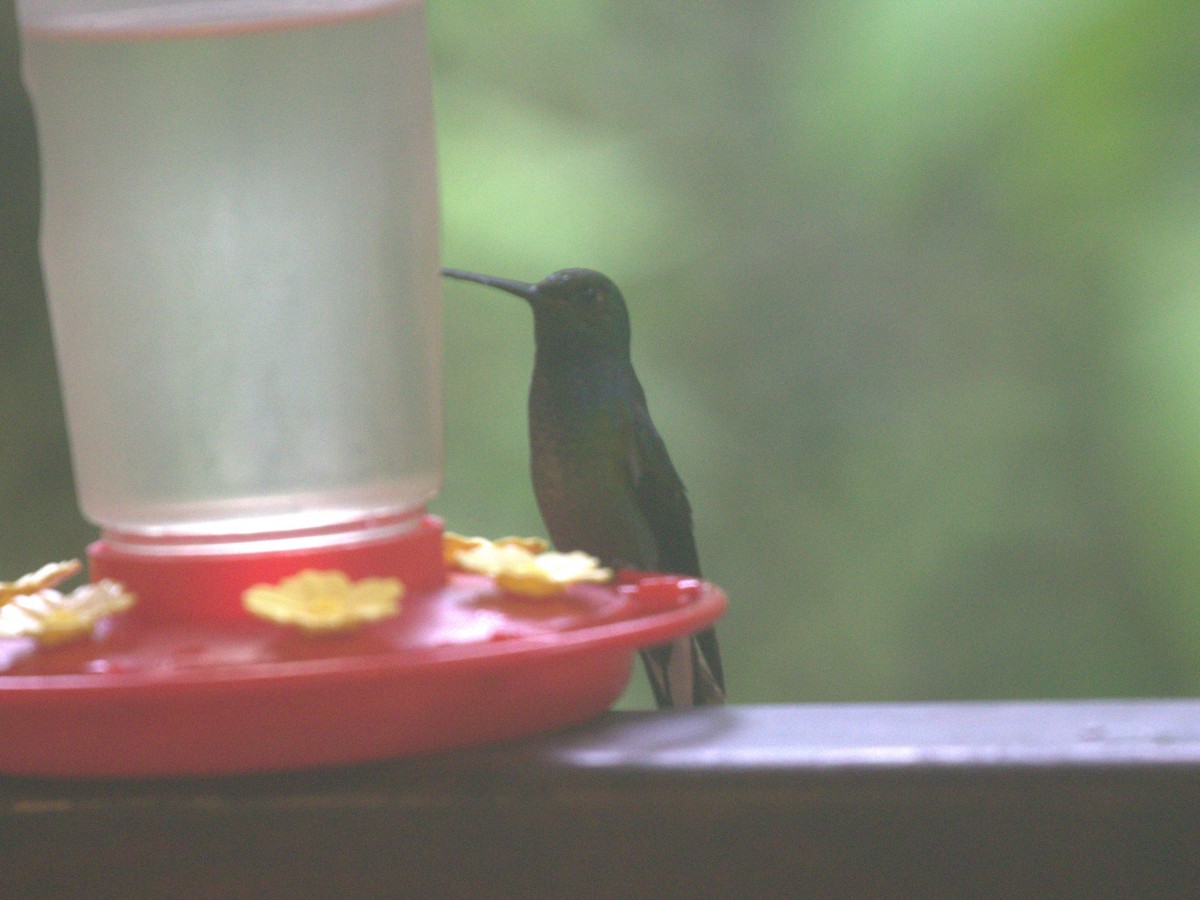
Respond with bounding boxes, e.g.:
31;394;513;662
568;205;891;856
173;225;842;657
4;700;1200;897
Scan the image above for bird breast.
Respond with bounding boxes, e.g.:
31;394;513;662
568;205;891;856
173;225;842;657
527;369;658;568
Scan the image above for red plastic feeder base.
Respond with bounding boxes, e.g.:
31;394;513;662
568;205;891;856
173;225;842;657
0;571;726;777
1;513;728;777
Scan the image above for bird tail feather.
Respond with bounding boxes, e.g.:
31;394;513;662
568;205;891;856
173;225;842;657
641;629;725;708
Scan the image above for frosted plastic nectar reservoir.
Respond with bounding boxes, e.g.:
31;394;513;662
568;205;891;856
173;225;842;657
18;0;442;610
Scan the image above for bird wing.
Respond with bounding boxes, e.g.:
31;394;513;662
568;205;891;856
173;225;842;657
623;382;725;703
623;389;701;578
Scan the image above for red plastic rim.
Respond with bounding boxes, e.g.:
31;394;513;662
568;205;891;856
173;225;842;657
88;513;446;622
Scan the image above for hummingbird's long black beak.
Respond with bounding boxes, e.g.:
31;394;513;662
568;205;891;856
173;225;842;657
441;268;538;301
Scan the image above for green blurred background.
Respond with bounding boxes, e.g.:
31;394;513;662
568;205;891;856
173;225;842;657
5;1;1200;707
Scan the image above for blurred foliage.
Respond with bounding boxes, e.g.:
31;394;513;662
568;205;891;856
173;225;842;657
5;1;1200;705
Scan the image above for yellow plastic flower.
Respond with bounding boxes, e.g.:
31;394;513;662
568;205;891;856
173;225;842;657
445;534;611;597
242;570;403;633
0;559;83;606
0;579;135;646
443;532;548;565
495;551;614;597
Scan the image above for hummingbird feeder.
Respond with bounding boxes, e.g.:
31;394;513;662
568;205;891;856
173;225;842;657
1;0;725;777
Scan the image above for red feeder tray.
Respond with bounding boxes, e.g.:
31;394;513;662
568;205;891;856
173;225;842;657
0;517;725;777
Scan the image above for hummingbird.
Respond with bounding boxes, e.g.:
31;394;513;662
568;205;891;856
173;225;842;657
441;266;725;707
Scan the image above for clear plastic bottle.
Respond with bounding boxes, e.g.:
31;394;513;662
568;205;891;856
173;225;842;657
18;0;441;551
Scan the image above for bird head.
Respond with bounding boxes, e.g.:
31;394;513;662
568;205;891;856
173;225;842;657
442;267;632;360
